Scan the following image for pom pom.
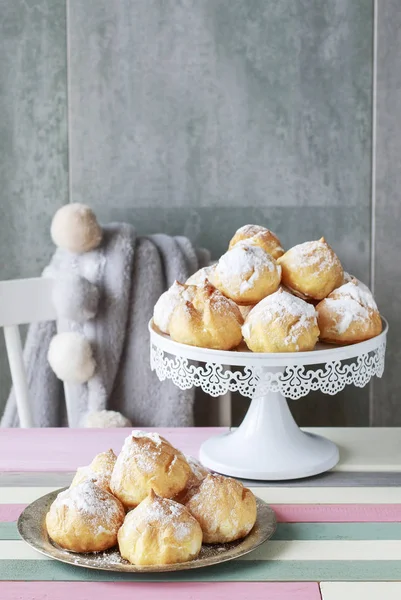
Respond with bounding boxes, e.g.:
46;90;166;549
51;203;102;253
84;410;132;428
48;332;96;383
52;275;99;323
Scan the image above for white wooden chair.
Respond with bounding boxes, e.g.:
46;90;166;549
0;277;57;427
0;276;232;428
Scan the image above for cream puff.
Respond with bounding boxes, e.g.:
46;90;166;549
153;281;196;335
46;480;125;553
316;279;382;344
186;264;217;286
169;281;243;350
70;449;116;493
278;237;343;300
110;431;191;509
229;224;284;259
213;242;281;305
184;474;257;543
242;288;319;352
118;490;202;565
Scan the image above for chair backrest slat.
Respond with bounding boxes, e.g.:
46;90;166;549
0;277;57;428
0;278;56;326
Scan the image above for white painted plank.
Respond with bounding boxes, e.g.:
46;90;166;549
2;539;401;562
251;487;401;504
243;540;401;561
320;582;401;600
2;486;401;504
0;540;49;560
0;487;58;503
304;427;401;472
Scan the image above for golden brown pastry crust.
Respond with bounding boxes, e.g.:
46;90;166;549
186;264;217;286
214;243;281;305
110;431;192;509
229;225;284;259
316;280;382;344
169;282;243;350
184;474;257;543
242;288;319;353
46;480;125;553
70;449;116;493
174;455;210;503
238;304;256;319
278;237;343;300
153;281;197;335
118;490;202;565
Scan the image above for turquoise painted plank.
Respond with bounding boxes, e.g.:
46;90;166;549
3;522;401;542
0;523;17;540
0;560;400;582
273;523;401;541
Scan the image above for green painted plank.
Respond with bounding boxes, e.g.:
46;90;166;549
3;522;401;542
0;523;17;540
0;560;400;582
274;523;401;541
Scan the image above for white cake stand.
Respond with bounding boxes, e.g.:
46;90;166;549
149;319;388;480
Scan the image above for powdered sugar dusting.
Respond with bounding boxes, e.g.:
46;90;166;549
185;455;209;481
242;290;317;347
186;265;216;286
131;496;193;541
234;224;267;237
153;282;195;334
287;240;340;273
52;480;123;535
216;243;278;292
324;281;378;335
131;430;164;445
338;282;377;310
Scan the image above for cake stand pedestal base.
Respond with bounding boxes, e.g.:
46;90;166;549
199;389;339;481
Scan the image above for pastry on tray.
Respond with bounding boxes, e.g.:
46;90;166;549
316;279;382;344
168;281;243;350
45;430;259;566
118;489;202;566
110;431;191;509
183;473;257;543
277;237;343;301
46;480;125;553
70;449;116;493
229;224;284;260
242;288;320;353
213;242;281;305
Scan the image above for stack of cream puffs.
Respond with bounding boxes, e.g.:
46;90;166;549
46;431;257;566
153;225;382;352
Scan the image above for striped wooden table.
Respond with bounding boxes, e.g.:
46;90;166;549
1;427;400;599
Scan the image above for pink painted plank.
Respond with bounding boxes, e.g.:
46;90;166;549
0;428;221;472
0;581;321;600
0;506;25;522
2;503;401;524
273;504;401;523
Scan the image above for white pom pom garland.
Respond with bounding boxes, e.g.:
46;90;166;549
84;410;132;428
51;203;102;253
52;275;99;323
48;332;96;383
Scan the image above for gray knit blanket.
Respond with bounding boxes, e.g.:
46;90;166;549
1;224;209;427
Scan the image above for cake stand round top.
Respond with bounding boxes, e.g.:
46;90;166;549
149;319;388;480
149;318;388;367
